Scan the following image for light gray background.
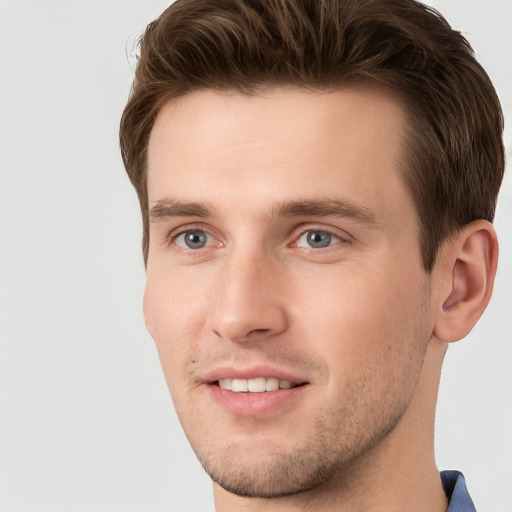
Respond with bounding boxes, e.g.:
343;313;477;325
0;1;510;511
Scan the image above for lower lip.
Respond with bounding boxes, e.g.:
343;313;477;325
207;384;308;416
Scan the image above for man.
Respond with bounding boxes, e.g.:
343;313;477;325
120;0;505;510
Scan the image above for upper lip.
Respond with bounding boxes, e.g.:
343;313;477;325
202;365;309;385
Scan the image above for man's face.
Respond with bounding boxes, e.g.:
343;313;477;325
145;87;435;497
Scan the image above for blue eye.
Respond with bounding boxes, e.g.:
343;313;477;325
297;230;340;249
175;230;210;249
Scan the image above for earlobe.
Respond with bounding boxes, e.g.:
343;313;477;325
433;220;498;343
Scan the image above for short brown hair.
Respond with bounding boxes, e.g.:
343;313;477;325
120;0;505;270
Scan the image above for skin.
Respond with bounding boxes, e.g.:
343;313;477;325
143;87;498;511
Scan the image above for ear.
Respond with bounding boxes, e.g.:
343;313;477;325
433;220;498;343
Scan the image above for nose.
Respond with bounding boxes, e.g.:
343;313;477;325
208;247;289;344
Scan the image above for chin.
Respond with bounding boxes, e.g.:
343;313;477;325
186;411;400;500
203;445;337;499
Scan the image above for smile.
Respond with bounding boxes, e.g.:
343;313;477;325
217;377;300;393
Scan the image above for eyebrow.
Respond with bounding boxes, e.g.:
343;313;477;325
149;199;215;220
149;197;379;227
275;199;379;226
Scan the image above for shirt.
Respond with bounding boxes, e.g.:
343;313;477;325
442;470;477;512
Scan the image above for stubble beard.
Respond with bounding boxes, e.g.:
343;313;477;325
188;374;422;499
177;288;433;499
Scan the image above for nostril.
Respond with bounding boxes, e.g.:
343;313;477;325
209;301;288;343
213;328;271;343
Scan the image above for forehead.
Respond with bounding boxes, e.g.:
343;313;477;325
147;86;411;220
148;85;406;159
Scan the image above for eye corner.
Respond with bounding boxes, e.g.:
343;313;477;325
167;224;226;255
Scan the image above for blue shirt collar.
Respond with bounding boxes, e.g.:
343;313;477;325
441;470;477;512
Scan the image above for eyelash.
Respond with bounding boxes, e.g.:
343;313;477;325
166;225;351;253
166;224;218;249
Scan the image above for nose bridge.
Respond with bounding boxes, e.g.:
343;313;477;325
209;242;287;343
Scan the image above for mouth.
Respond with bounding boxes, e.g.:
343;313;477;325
203;367;311;415
216;377;306;393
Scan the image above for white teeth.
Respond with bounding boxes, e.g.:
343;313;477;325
265;377;280;391
248;377;266;392
279;379;292;389
231;379;248;392
218;377;298;393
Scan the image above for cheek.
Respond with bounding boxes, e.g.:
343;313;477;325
297;265;430;378
144;272;205;389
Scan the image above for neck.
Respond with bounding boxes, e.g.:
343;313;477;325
213;339;449;512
